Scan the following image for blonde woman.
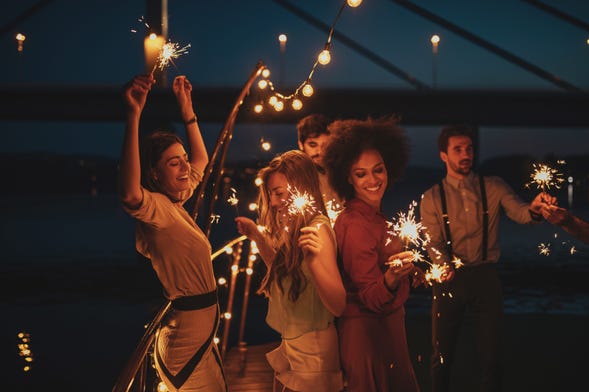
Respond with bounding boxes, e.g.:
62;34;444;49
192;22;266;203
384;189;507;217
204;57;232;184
235;150;346;392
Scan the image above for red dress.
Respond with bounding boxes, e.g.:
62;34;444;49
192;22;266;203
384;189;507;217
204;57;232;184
334;198;419;392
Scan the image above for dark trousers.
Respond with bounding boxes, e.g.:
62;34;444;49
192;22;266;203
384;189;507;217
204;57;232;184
431;263;503;392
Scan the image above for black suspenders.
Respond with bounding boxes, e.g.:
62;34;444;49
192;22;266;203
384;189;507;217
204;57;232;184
439;174;488;261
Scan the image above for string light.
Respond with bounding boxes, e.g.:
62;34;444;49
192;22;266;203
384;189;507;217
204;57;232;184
260;139;271;151
16;33;26;52
257;79;268;89
254;104;263;113
291;98;303;110
252;0;360;114
318;45;332;65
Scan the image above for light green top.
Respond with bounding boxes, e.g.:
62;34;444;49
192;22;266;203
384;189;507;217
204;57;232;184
266;214;335;339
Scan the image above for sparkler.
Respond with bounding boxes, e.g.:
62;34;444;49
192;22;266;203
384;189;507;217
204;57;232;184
325;199;344;227
227;187;240;216
538;242;551;256
388;200;431;250
150;39;191;75
286;185;317;226
525;163;565;192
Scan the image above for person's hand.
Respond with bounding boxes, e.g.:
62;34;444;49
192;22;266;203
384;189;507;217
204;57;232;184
541;204;571;226
235;217;260;240
173;75;194;121
410;265;427;288
530;192;557;214
298;225;322;259
124;74;155;116
438;263;455;283
385;251;415;291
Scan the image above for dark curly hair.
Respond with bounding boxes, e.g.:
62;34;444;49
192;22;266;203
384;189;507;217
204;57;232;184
323;116;410;202
296;113;331;145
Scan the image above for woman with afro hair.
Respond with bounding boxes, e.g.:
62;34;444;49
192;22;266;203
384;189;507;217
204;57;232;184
323;116;423;392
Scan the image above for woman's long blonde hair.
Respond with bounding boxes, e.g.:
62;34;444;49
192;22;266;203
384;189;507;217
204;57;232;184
256;150;327;302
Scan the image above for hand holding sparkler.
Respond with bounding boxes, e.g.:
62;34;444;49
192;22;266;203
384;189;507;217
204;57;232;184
298;225;323;259
123;74;155;116
529;191;558;218
235;216;261;240
384;250;415;291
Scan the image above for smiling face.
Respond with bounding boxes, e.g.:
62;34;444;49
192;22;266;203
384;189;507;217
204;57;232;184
152;142;191;200
349;149;388;209
267;171;289;214
440;135;473;179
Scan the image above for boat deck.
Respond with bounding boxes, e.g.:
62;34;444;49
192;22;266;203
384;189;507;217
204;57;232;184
224;341;279;392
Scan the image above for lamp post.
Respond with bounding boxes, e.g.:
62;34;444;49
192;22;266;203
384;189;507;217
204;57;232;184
278;33;287;86
430;34;440;89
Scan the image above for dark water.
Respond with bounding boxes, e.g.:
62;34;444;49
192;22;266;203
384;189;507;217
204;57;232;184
1;190;588;391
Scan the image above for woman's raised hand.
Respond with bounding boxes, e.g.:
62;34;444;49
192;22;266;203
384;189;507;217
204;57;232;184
124;74;155;116
173;75;194;121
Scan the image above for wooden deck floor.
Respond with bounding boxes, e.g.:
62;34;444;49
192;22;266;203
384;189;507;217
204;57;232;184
223;341;279;392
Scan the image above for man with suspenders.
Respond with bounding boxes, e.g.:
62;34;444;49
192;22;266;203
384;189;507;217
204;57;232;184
419;125;555;391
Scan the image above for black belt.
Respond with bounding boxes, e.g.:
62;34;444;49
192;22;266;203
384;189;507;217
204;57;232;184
171;289;218;311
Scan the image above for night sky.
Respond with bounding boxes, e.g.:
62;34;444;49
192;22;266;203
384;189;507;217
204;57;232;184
1;0;588;165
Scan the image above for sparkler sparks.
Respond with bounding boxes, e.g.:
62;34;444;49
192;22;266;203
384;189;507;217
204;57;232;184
388;200;430;249
151;40;191;74
525;163;565;192
286;185;317;224
227;188;240;216
538;243;551;256
325;199;344;227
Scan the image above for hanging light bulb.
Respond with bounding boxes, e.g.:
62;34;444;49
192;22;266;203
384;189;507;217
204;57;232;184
258;79;268;89
302;83;314;97
248;202;258;211
318;48;331;65
261;139;271;151
254;104;263;113
268;96;278;106
261;68;270;78
16;33;26;52
274;101;284;111
254;177;263;186
292;98;303;110
347;0;363;7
